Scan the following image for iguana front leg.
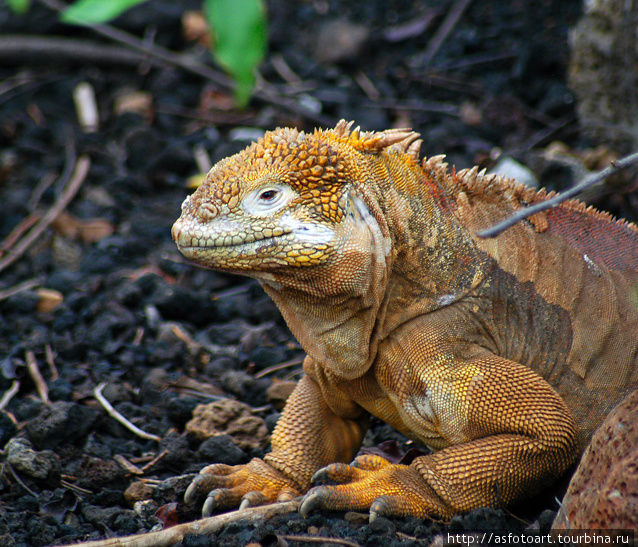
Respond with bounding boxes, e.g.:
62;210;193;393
185;370;368;515
301;351;579;519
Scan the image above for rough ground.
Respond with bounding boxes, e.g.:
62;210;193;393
0;1;634;545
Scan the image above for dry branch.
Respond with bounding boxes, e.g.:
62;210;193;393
0;381;20;411
477;151;638;238
25;350;49;404
93;383;162;443
59;499;301;547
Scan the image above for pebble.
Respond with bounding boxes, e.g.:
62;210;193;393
197;434;247;465
25;401;99;450
5;437;60;483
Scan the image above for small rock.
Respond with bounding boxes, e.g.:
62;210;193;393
133;499;160;525
124;481;155;507
76;455;126;488
369;515;396;534
114;90;153;118
5;437;60;484
157;431;193;468
206;319;247;345
25;401;98;450
197;434;247;465
113;510;140;535
488;156;538;188
249;345;287;369
186;399;269;451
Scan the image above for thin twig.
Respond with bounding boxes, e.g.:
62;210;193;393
94;382;162;443
140;449;169;473
61;478;93;495
45;344;59;381
4;462;39;498
0;154;90;273
58;499;301;547
0;35;157;68
114;454;144;475
420;0;474;67
0;381;20;411
0;213;40;256
280;535;360;547
254;358;304;379
0;279;42;302
477;151;638;238
25;351;49;404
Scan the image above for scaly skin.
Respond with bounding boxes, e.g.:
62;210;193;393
172;120;638;520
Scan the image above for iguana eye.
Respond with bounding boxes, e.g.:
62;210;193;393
259;189;278;201
242;184;296;216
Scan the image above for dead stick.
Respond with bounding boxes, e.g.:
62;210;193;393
26;350;49;404
280;534;360;546
93;382;162;442
0;278;42;302
140;449;169;473
421;0;474;66
0;35;155;67
45;344;59;381
0;155;90;273
254;357;304;379
0;381;20;411
477;150;638;238
58;499;301;547
0;213;40;255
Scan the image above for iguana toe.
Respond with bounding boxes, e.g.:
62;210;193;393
185;458;302;515
239;490;268;509
351;454;392;471
299;486;332;517
300;462;450;519
311;462;359;485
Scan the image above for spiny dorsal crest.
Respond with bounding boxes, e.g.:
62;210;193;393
330;119;423;161
455;165;638;236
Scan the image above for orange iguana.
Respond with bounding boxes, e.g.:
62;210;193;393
171;120;638;520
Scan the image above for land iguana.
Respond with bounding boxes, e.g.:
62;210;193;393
171;120;638;520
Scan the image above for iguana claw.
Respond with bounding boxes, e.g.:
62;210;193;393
185;458;301;516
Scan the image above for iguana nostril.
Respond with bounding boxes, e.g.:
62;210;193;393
197;201;220;221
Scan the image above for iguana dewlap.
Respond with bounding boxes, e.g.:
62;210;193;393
171;120;638;520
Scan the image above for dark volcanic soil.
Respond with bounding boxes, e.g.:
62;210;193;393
0;1;631;546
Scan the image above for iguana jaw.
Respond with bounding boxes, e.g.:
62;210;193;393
171;213;336;272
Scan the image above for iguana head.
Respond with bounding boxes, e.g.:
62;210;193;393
171;120;420;294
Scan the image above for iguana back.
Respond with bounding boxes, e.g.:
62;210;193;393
448;165;638;444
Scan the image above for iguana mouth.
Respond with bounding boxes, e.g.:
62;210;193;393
172;220;292;251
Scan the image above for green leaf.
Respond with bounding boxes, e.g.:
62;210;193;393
6;0;31;14
61;0;149;25
204;0;267;107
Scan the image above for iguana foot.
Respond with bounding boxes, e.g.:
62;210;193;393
299;455;450;520
185;458;301;516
